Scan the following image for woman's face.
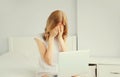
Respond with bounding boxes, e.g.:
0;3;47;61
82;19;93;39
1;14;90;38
50;22;64;36
56;22;64;30
57;22;64;26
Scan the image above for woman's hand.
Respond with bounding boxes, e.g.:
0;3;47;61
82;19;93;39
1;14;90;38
49;26;59;38
58;23;64;39
49;23;64;39
57;23;67;52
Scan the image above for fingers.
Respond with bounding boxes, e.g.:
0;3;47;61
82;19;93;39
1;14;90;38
58;26;60;33
50;23;64;38
58;25;64;38
58;25;63;33
60;25;64;32
49;28;57;38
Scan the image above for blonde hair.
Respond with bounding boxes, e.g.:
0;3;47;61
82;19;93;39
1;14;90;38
43;10;68;41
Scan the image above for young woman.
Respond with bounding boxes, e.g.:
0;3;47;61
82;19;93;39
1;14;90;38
34;10;68;77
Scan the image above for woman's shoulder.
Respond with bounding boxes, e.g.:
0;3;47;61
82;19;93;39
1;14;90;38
34;33;48;49
34;33;45;43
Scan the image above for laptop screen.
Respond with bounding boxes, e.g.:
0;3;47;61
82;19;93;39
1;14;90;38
58;50;89;77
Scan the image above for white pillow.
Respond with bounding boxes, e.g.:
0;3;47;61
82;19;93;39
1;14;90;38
8;36;77;64
9;37;40;64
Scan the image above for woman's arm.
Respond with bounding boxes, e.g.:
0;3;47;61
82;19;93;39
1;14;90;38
34;37;46;59
58;37;67;52
34;26;58;65
34;37;54;65
58;25;67;52
44;37;54;65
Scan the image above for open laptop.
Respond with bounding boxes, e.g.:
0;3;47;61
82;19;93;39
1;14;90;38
58;50;89;77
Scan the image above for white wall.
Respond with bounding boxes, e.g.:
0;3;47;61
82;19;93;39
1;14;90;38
1;0;120;58
77;0;120;57
0;0;77;54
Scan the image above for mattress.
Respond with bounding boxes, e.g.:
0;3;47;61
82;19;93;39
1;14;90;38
0;52;39;77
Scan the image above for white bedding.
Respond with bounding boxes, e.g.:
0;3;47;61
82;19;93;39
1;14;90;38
0;52;39;77
0;36;77;77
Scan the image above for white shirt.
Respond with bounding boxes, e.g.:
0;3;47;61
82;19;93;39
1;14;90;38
36;34;59;76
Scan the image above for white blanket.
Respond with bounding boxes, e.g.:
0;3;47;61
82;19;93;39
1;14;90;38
0;52;39;77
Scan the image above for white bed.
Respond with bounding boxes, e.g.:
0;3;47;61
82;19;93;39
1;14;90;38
0;36;90;77
0;36;77;77
0;53;38;77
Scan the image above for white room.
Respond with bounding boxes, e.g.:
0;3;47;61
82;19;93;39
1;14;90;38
0;0;120;77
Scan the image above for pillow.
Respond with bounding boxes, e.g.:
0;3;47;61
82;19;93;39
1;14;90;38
8;36;77;64
9;37;40;64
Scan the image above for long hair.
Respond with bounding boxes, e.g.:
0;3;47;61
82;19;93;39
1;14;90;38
43;10;68;41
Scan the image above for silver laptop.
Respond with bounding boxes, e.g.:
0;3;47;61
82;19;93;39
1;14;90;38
58;50;89;77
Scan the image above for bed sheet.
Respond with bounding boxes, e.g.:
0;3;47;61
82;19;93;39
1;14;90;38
0;52;39;77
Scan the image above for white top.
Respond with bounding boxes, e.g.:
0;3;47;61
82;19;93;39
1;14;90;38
36;34;59;75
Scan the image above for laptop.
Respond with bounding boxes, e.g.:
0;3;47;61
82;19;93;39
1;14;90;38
58;50;89;77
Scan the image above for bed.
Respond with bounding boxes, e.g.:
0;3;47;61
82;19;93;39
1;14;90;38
0;36;77;77
0;53;38;77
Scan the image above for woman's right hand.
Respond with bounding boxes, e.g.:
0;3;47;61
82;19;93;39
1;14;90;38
49;26;59;38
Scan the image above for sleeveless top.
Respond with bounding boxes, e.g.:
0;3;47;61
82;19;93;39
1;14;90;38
36;34;59;75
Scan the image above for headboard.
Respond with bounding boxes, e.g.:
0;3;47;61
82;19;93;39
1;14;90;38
8;36;76;62
9;36;77;53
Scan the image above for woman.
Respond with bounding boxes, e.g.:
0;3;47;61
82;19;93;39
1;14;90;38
34;10;68;77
